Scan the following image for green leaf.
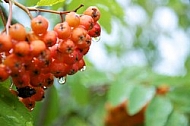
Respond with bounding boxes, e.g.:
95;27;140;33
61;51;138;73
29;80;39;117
67;74;89;105
165;111;188;126
65;116;87;126
0;78;11;88
32;85;59;126
107;82;134;106
0;85;33;126
36;0;65;6
167;85;190;113
66;0;125;34
128;84;155;115
145;96;173;126
24;0;39;6
98;8;112;33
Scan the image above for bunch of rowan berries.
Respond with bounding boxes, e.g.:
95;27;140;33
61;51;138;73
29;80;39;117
0;6;101;110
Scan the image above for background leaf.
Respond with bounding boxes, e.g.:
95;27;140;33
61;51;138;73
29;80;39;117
36;0;65;6
32;85;59;126
0;86;33;126
107;82;134;106
167;85;190;113
66;0;125;33
145;96;173;126
165;111;188;126
128;84;155;115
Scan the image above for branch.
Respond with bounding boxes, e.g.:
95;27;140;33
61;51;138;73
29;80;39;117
27;4;84;15
13;0;33;19
4;0;84;21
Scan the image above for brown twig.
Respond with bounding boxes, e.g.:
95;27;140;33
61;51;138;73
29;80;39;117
73;4;84;12
27;4;84;15
13;0;33;19
4;0;84;21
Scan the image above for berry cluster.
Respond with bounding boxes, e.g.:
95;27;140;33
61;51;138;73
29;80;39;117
0;6;101;110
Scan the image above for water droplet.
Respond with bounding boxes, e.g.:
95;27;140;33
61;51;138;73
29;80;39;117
92;36;101;42
80;65;86;72
43;86;47;90
58;76;67;85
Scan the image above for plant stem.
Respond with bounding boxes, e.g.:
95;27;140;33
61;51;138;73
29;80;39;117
13;0;33;19
5;0;84;21
73;4;84;12
27;4;84;15
6;0;13;34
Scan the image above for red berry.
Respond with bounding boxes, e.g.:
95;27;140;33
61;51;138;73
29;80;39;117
88;22;101;37
62;49;83;65
9;23;27;41
68;62;79;75
50;60;71;78
30;40;46;56
76;34;91;49
3;54;24;77
53;22;71;40
80;15;94;30
31;87;45;101
0;34;13;52
41;30;57;47
12;72;30;88
30;73;45;87
0;64;10;82
14;41;30;57
71;27;87;43
31;15;49;35
83;6;101;22
65;12;80;28
57;39;76;54
78;58;86;71
43;73;54;87
19;97;35;111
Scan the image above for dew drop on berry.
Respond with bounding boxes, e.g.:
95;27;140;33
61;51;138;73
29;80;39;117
43;86;47;90
58;76;66;84
80;65;86;72
92;36;101;42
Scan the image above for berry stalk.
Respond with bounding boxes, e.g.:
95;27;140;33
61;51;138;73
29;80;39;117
6;0;13;34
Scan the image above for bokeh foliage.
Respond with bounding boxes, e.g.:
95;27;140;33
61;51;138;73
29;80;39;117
0;0;190;126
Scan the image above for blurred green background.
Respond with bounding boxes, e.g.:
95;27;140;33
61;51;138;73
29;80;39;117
1;0;190;126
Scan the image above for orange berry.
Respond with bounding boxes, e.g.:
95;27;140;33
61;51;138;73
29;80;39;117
30;40;46;56
31;15;49;35
53;22;71;40
65;12;80;28
14;41;30;57
0;34;13;52
83;6;101;22
9;23;27;41
0;64;10;81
